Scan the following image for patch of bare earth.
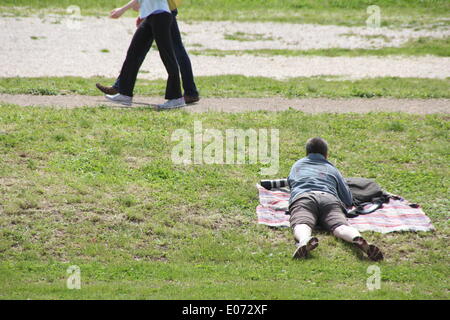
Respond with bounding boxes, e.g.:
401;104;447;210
1;16;450;79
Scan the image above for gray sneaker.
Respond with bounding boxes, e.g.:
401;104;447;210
105;93;132;106
157;97;186;110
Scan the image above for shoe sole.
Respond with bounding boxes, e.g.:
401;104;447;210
292;237;319;259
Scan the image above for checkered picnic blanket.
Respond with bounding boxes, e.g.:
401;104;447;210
256;184;435;233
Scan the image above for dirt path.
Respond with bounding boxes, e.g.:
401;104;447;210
1;94;448;114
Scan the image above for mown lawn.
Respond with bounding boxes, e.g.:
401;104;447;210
0;104;448;299
1;76;450;99
2;0;449;26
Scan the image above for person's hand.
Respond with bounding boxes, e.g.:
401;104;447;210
110;7;125;19
136;17;144;27
132;2;140;11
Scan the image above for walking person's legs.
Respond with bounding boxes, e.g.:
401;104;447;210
97;17;149;95
117;18;154;98
104;19;154;105
111;47;148;91
98;10;199;106
150;12;184;108
170;9;199;103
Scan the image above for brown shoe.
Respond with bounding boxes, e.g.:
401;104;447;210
292;237;319;259
96;83;119;95
353;237;383;261
184;95;200;104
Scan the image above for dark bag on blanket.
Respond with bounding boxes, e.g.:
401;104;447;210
345;177;391;218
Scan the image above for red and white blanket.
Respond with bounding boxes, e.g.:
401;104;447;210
256;184;435;233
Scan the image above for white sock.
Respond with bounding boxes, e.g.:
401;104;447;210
333;225;361;243
293;224;312;247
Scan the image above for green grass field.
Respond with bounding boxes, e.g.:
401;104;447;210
1;76;450;99
0;105;448;299
1;0;449;300
2;0;450;26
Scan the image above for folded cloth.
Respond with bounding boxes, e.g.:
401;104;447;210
256;184;435;233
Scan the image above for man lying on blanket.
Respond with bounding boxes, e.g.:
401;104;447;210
288;137;383;261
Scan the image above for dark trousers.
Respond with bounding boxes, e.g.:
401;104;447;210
118;12;181;99
114;10;198;97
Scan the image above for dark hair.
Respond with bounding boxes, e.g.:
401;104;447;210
306;137;328;157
